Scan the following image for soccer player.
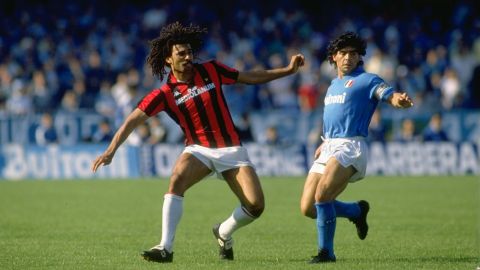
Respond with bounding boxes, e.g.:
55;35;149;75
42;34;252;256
91;22;305;263
299;32;413;263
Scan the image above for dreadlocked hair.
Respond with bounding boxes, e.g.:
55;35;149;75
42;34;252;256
327;31;366;66
147;21;208;80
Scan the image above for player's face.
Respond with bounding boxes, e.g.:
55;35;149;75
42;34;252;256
166;44;194;75
333;47;361;75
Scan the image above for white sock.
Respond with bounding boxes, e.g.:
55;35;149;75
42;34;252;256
218;206;256;240
155;193;183;252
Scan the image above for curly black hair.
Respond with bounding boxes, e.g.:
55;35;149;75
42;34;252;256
326;31;366;66
147;21;208;80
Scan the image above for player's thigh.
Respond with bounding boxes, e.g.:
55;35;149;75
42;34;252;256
222;166;264;212
169;153;212;195
300;172;321;217
315;158;356;202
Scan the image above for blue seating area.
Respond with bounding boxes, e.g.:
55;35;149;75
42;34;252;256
0;1;478;145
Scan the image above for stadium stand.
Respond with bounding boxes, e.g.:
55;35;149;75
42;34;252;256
0;0;479;145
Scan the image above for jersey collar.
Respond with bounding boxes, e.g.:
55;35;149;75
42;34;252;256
345;66;364;78
167;66;197;85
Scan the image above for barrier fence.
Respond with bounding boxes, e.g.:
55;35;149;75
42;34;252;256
1;142;478;180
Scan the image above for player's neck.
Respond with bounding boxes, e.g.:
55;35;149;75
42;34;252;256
337;71;347;79
337;66;359;79
173;70;194;83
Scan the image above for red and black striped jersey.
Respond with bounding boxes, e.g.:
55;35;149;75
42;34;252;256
137;60;241;148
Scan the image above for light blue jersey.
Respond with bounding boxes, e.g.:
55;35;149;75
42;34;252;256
323;67;394;139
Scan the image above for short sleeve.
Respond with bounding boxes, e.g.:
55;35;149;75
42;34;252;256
369;75;394;102
137;88;166;116
211;60;239;85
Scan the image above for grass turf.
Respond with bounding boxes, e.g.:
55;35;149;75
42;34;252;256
0;176;478;269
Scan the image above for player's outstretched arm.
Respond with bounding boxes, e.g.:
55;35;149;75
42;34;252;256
237;54;305;84
91;108;149;172
388;92;414;109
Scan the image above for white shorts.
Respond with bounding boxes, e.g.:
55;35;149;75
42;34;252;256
309;137;368;182
183;144;255;179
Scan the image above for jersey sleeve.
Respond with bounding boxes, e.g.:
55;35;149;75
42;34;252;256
369;75;394;102
211;60;239;85
137;88;166;116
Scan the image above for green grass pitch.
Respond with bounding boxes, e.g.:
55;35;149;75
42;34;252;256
0;176;478;269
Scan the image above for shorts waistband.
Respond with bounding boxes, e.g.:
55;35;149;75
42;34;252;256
321;136;365;142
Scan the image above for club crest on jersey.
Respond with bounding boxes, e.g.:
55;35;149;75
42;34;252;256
344;79;354;88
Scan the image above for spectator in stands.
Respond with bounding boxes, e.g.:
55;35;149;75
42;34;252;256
92;119;114;143
235;113;254;143
72;80;91;109
59;90;80;113
147;116;168;144
422;112;449;142
440;68;461;110
6;81;33;116
367;109;386;143
298;83;320;113
264;126;282;146
29;70;51;113
94;80;117;118
265;53;298;109
34;112;58;145
136;123;152;143
465;65;480;108
297;59;322;113
394;118;419;142
83;50;105;108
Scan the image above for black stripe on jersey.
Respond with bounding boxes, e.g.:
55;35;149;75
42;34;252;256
174;86;202;145
138;91;161;116
191;65;217;147
211;61;238;82
159;89;187;136
196;64;233;146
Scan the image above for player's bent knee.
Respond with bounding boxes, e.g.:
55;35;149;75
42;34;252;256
314;182;338;202
300;205;316;219
168;173;189;194
244;202;265;218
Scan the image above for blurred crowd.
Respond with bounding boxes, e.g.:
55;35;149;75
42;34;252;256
0;0;479;145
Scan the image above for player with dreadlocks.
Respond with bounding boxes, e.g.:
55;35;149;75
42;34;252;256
92;21;305;263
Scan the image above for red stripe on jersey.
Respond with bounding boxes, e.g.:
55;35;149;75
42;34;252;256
162;86;198;145
181;77;213;147
136;60;241;148
137;85;197;145
204;61;241;146
213;60;238;84
137;88;165;115
192;75;224;147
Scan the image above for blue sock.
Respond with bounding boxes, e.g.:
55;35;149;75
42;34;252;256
333;200;360;219
315;202;336;258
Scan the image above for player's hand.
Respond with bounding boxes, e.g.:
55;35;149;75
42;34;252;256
288;54;305;73
397;93;414;108
390;92;413;108
398;93;413;108
91;153;114;173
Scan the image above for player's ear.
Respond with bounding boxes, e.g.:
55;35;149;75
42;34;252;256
332;52;338;62
165;56;172;65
